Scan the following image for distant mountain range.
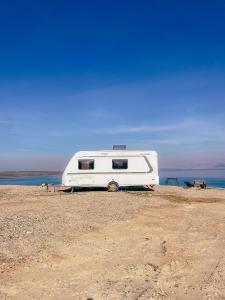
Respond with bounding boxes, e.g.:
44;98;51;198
192;162;225;169
160;163;225;170
0;171;62;178
212;163;225;169
1;163;225;179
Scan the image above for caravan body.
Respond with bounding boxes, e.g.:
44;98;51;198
62;150;159;188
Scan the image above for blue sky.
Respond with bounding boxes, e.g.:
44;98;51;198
0;0;225;170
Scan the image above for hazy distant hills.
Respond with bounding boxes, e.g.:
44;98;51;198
160;163;225;171
0;163;225;179
0;171;62;178
212;163;225;169
193;163;225;169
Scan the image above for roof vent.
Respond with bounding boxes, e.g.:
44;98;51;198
113;145;127;150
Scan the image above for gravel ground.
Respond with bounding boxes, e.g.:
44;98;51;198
0;185;225;299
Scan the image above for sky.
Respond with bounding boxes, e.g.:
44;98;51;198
0;0;225;170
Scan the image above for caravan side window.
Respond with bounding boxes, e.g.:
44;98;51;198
78;159;94;170
112;159;128;169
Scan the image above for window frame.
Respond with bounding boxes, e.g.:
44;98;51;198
78;159;95;170
112;159;128;170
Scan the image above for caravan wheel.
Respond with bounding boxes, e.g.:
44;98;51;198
107;181;119;192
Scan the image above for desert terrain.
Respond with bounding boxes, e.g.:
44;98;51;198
0;185;225;299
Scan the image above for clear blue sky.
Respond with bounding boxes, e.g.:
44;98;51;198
0;0;225;170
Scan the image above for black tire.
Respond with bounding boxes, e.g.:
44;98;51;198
107;181;119;192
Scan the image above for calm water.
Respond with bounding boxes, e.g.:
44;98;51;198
0;170;225;188
160;169;225;188
0;175;61;186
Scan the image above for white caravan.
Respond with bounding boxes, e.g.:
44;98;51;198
62;149;159;191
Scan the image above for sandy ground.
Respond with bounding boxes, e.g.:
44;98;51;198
0;185;225;299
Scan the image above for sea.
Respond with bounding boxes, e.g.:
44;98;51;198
0;169;225;188
159;169;225;188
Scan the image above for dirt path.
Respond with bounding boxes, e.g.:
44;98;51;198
0;186;225;299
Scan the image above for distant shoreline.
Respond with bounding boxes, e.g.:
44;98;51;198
0;169;225;179
160;168;225;171
0;171;62;179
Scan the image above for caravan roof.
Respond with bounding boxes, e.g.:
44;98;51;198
75;150;158;157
